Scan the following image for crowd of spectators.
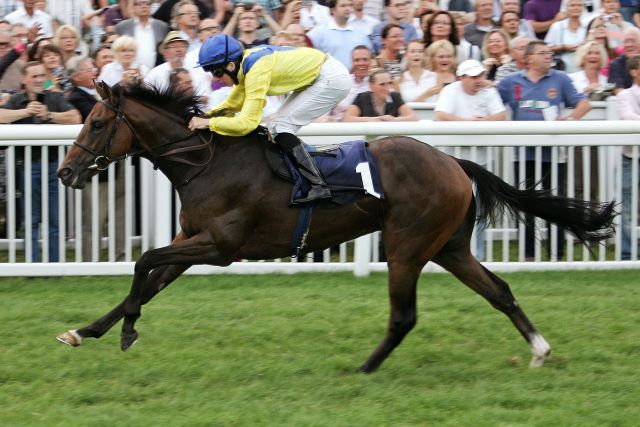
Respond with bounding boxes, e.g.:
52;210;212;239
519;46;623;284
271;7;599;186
2;0;640;260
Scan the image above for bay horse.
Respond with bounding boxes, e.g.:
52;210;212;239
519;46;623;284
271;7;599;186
56;82;615;372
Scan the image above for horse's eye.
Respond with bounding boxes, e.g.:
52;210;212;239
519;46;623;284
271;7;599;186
92;120;103;130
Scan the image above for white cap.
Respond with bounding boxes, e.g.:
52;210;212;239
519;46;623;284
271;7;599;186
456;59;486;77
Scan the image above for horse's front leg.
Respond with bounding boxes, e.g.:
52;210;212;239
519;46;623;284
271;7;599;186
58;232;190;347
120;231;231;351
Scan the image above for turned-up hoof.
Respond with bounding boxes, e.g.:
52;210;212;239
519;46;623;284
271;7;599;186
57;330;82;347
120;332;138;352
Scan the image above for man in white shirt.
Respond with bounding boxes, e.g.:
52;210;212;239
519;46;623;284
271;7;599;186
144;31;189;91
435;59;507;260
348;0;379;37
5;0;53;38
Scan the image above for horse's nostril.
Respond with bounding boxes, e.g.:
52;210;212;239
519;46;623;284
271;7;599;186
57;168;71;178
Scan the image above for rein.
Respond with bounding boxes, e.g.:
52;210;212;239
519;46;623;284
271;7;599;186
73;95;215;187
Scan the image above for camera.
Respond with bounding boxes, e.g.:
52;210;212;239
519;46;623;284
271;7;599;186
239;2;255;10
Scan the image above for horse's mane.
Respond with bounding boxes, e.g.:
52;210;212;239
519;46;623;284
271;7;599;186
119;83;205;122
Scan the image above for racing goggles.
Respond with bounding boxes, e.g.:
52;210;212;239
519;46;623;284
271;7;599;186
204;65;226;78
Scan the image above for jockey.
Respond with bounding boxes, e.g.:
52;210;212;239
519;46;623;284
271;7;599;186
188;34;351;205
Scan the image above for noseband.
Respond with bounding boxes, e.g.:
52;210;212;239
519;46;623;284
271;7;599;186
73;95;140;171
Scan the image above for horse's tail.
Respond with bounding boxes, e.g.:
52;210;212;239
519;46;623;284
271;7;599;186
455;158;617;244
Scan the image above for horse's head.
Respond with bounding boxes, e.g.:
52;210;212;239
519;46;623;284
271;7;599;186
57;82;138;189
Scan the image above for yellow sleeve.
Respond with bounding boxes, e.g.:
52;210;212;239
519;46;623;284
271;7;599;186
206;84;245;118
207;57;274;136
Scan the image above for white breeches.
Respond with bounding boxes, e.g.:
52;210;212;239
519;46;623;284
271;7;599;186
267;56;351;136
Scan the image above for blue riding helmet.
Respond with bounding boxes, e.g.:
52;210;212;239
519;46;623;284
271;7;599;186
197;34;244;71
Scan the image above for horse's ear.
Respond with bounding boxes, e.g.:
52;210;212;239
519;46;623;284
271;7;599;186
96;81;110;100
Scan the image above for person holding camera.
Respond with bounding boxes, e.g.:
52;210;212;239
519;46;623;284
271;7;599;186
37;44;72;91
0;61;81;262
601;0;634;49
223;2;283;48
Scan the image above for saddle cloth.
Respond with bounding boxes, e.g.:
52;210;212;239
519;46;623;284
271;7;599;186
260;132;385;208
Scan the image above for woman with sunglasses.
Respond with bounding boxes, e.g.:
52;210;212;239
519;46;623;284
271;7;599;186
188;34;351;206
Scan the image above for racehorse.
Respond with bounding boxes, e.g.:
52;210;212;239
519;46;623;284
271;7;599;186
56;82;615;373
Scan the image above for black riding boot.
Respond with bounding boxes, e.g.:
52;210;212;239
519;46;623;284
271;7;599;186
275;132;331;205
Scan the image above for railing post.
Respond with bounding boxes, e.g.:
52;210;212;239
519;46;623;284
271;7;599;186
353;233;371;277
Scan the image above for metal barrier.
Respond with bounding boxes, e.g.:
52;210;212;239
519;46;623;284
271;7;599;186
1;115;640;276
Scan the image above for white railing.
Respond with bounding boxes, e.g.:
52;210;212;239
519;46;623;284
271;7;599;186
1;112;640;276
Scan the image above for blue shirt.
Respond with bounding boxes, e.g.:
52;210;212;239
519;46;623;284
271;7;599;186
307;20;372;70
498;69;585;160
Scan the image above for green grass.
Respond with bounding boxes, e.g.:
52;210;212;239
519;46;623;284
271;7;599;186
1;271;639;426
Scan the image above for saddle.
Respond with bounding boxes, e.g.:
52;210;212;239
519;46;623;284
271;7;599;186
252;127;384;208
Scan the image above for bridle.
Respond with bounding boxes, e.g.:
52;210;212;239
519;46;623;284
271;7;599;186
73;94;215;186
72;95;142;171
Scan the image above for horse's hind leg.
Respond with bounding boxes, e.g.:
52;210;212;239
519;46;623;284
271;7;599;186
360;262;421;373
56;264;190;346
433;245;551;368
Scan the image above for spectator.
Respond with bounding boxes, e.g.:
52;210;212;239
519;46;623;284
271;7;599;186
279;0;304;29
500;0;535;39
38;45;71;91
230;0;284;24
375;23;405;85
0;28;27;93
299;1;331;31
101;31;121;47
27;35;52;61
463;0;496;48
399;39;434;102
447;0;473;13
602;0;633;49
104;0;132;32
400;39;455;102
144;31;190;91
498;40;592;260
586;15;617;77
93;44;115;73
171;0;201;52
116;0;169;70
371;0;419;54
499;11;521;39
424;10;479;63
98;35;149;87
435;59;507;259
615;54;640;259
342;68;418;122
544;0;588;74
348;0;379;37
494;35;531;82
154;0;222;26
619;0;638;23
307;0;372;70
183;18;222;100
45;0;93;31
609;26;640;94
0;61;82;262
435;59;507;122
4;0;54;38
523;0;563;40
224;3;282;48
330;45;373;121
67;57;127;262
570;41;609;95
52;24;85;67
279;23;309;47
481;28;511;81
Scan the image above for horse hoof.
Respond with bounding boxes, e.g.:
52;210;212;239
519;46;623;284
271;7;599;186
358;364;375;374
529;334;551;368
120;332;138;352
56;330;82;347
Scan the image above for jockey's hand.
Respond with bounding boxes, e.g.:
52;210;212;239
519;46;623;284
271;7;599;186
188;116;211;131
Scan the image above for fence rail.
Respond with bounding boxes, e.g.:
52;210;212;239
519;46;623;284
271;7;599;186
1;114;640;276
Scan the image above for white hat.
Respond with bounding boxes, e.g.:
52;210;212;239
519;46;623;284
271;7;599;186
456;59;486;77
